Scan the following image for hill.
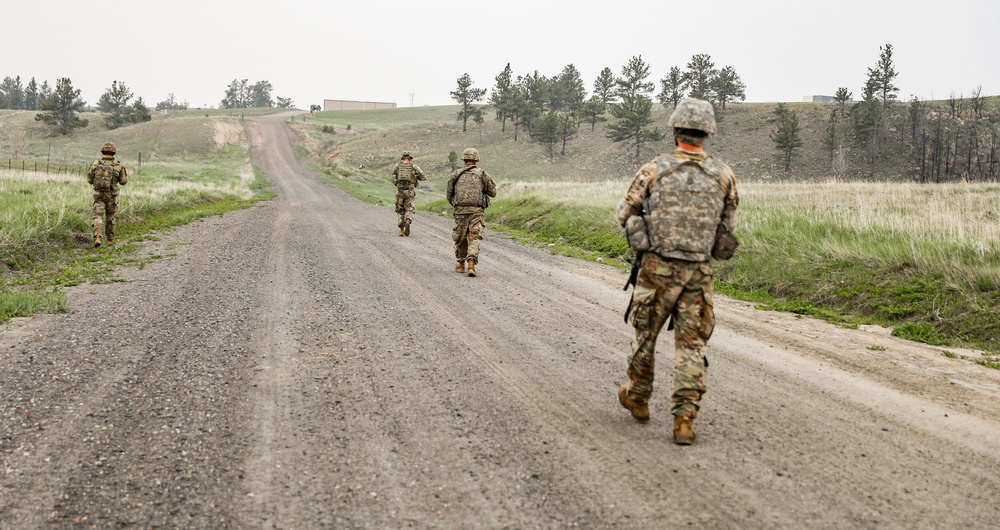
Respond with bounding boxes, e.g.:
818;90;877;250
290;97;1000;183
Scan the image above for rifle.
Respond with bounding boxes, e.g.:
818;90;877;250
622;251;673;330
623;252;642;323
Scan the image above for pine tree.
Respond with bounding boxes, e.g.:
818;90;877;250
593;67;617;107
35;77;88;135
488;63;514;132
606;56;664;166
656;66;684;110
770;103;802;172
451;73;486;133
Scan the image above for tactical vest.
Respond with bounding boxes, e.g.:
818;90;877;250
396;162;415;190
643;155;726;259
453;167;484;207
92;159;121;193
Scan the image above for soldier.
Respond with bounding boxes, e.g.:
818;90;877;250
86;142;128;247
445;148;496;277
616;98;739;445
391;151;426;236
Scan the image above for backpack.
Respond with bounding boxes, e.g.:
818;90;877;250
396;162;415;189
453;168;484;207
92;160;120;192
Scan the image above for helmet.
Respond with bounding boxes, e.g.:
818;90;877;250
667;98;716;135
401;151;412;159
101;142;117;154
461;148;480;162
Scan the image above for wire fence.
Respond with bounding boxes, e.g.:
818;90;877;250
4;158;89;177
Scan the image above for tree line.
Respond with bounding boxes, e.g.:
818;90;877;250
771;43;999;182
450;54;747;165
219;79;293;109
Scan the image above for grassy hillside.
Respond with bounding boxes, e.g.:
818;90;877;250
291;102;1000;360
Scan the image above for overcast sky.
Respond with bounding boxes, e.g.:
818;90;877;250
6;0;998;110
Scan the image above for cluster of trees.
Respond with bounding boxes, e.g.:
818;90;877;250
97;80;152;129
0;75;52;110
220;79;293;109
451;55;747;164
777;43;999;182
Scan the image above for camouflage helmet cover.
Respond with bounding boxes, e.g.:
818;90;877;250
101;142;117;154
667;98;716;135
401;151;412;159
461;147;480;162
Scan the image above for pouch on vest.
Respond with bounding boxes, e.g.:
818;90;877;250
711;223;739;260
625;215;651;252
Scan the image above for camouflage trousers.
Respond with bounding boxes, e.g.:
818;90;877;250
624;252;715;417
395;188;415;227
92;192;119;241
452;210;485;262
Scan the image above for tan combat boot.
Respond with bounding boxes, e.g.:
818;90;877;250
618;385;649;422
403;219;411;236
399;227;405;236
673;414;696;445
455;260;466;273
466;257;477;277
94;235;102;248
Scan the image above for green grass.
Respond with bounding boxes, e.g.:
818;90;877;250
0;287;67;322
0;112;274;323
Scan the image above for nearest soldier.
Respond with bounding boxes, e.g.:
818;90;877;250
616;98;739;445
445;148;497;277
391;151;427;236
86;142;128;247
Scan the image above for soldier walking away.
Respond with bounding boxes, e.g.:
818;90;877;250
391;151;426;236
86;142;128;248
616;98;740;445
446;148;496;277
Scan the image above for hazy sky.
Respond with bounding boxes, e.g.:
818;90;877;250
6;0;999;110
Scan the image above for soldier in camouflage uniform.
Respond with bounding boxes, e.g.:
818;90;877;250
391;151;426;236
616;98;739;445
86;142;128;247
446;148;496;277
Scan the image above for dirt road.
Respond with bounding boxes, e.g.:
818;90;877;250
3;112;1000;529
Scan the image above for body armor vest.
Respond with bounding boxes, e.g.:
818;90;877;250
92;159;120;192
643;155;726;259
396;162;415;189
453;167;484;207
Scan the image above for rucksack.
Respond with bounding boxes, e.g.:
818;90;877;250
92;160;120;192
396;162;415;189
453;168;484;207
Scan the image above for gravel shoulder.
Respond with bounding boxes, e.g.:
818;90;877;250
2;112;999;529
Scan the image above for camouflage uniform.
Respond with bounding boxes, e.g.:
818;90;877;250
391;151;426;233
617;98;739;429
446;148;497;273
86;142;128;246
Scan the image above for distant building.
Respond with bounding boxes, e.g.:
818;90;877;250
806;95;841;103
323;99;396;111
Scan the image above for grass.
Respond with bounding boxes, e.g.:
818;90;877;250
0;112;274;323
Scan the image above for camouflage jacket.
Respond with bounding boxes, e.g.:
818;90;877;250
617;146;739;262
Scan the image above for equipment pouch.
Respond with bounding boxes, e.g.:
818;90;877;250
711;223;739;260
625;215;651;252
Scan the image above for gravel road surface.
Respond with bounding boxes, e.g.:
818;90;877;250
3;112;999;529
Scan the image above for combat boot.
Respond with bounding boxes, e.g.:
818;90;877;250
399;227;405;236
455;260;466;273
466;257;477;277
94;235;102;248
618;385;649;422
403;219;411;236
107;238;115;246
673;414;696;445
